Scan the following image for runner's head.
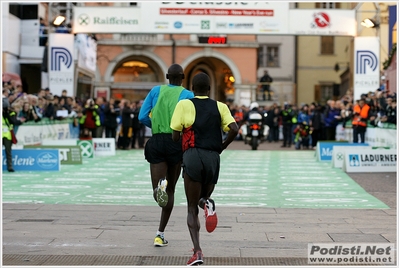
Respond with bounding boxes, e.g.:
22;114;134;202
192;73;210;96
166;64;185;86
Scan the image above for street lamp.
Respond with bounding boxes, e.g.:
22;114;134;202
361;18;379;28
53;15;66;26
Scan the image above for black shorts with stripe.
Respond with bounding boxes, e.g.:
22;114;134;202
182;147;220;185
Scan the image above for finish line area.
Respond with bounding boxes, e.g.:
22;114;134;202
2;150;389;209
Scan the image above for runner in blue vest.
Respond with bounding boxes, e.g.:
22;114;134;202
138;64;194;247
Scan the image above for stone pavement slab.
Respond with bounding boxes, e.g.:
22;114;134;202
2;203;396;265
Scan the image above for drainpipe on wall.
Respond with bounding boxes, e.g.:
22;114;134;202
170;34;176;64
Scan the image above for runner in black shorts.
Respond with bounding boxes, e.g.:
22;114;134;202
170;72;238;265
138;64;194;247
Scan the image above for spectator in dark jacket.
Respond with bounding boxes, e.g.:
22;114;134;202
323;100;341;140
309;103;324;148
119;99;133;150
104;98;119;139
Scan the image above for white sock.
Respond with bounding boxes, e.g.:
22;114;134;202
156;231;164;238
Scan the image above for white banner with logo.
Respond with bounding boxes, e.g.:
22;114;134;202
332;145;370;168
15;122;72;146
72;4;359;36
139;2;289;34
354;37;380;100
289;9;356;36
92;138;116;156
76;33;97;73
48;33;75;96
72;7;141;33
343;149;397;173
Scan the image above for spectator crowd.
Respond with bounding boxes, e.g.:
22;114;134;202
2;79;146;150
2;77;397;151
229;88;397;150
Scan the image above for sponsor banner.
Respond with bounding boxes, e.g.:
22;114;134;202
2;149;60;171
354;37;380;100
308;243;395;265
141;2;289;34
48;33;75;97
331;145;370;168
72;3;359;36
76;33;97;74
77;139;94;158
343;149;397;173
72;7;141;33
42;139;94;158
25;145;82;165
92;138;116;156
316;141;348;162
341;127;397;149
42;139;77;146
15;119;78;146
289;9;356;36
73;2;289;34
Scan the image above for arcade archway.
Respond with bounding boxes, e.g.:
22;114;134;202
184;57;236;103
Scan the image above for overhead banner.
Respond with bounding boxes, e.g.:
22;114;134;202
353;37;380;100
48;33;75;97
139;2;289;34
289;9;356;36
72;4;358;36
72;7;141;33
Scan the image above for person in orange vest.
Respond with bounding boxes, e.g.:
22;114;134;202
352;99;370;143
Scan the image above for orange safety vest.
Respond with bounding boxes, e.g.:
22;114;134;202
352;103;370;127
234;110;244;122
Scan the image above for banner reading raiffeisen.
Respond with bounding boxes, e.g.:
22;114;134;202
48;33;75;97
354;37;380;100
72;7;141;33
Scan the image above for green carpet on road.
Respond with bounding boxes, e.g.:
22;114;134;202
2;150;389;209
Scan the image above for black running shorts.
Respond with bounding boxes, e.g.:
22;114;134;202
144;133;183;165
182;148;220;185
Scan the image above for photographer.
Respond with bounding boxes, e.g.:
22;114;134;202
79;98;100;138
293;122;310;150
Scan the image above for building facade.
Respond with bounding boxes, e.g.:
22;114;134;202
2;2;395;107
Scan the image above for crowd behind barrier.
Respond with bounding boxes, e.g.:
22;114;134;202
2;76;397;150
229;87;396;149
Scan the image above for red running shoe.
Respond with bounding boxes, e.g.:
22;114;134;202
187;250;203;266
204;199;218;233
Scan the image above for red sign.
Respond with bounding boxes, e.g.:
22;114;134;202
198;36;227;44
313;12;330;28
